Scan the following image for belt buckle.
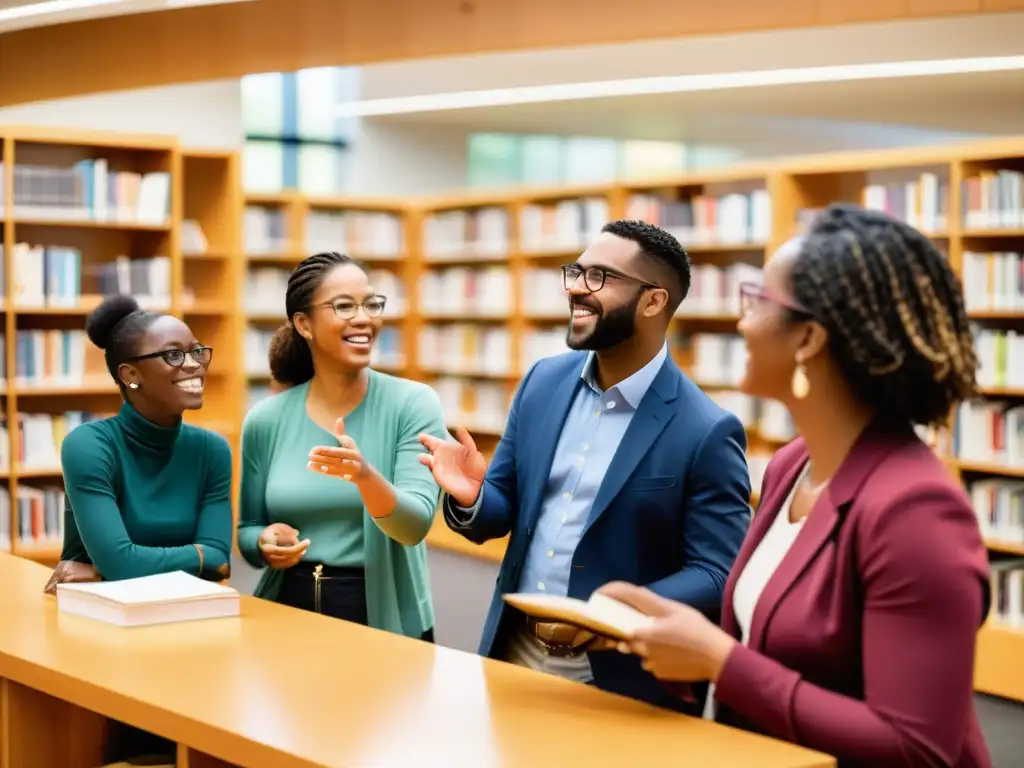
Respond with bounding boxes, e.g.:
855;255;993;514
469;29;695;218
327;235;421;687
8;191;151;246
526;616;584;657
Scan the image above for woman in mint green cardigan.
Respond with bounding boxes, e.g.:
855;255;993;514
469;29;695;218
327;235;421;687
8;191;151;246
238;251;447;640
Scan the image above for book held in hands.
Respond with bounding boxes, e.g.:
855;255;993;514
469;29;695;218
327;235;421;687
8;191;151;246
503;591;654;641
55;571;240;627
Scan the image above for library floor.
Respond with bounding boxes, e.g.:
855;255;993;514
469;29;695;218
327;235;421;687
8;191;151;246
229;555;1024;765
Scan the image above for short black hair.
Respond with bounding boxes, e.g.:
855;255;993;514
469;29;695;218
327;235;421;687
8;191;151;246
792;204;977;427
269;251;368;386
601;219;691;313
85;294;162;387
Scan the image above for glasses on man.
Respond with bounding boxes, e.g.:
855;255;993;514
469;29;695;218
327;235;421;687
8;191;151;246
318;295;388;320
128;345;214;368
561;264;660;293
738;282;811;316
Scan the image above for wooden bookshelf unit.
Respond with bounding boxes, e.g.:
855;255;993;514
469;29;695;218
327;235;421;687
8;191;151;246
2;125;1023;703
0;127;243;564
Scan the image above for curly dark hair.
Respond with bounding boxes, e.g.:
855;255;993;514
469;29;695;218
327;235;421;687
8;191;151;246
268;251;368;386
601;219;691;313
85;294;162;388
791;204;977;427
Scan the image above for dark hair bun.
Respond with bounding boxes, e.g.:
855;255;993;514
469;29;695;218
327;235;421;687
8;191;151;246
268;323;314;386
86;294;141;350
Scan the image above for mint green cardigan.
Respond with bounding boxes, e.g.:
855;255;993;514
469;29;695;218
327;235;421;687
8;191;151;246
236;372;447;637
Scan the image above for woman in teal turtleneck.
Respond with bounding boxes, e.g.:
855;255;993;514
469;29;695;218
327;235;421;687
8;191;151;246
48;294;233;766
239;251;447;640
50;294;233;585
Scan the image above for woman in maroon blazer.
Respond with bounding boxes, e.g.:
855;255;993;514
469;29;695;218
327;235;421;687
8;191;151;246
601;204;992;768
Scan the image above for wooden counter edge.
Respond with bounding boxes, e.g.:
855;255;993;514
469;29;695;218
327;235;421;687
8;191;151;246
426;514;507;564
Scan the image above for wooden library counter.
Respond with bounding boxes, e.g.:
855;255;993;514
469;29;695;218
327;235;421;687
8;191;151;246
0;554;833;768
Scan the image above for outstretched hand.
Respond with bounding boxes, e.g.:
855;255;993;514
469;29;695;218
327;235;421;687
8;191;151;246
597;582;737;683
417;427;487;508
308;417;371;483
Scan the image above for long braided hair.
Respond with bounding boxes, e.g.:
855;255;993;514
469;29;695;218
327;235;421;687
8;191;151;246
790;204;978;427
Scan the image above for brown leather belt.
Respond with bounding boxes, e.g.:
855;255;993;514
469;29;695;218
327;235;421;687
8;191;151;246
523;615;595;658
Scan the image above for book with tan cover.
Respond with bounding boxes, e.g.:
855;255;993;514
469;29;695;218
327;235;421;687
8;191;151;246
502;592;654;641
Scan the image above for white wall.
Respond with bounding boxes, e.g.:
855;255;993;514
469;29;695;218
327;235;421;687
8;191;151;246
0;79;245;149
346;119;469;196
0;79;471;196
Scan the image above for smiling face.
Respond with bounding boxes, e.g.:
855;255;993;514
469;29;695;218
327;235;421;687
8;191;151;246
119;315;210;414
736;238;818;400
294;263;383;373
565;232;662;351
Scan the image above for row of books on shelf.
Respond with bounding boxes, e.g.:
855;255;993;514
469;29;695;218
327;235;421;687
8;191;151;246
244;267;407;317
430;378;513;434
861;176;948;235
953;401;1024;469
19;411;103;469
13;329;104;387
963;170;1024;231
962;252;1024;313
0;485;65;554
239;173;1024;265
626;190;771;246
243;326;404;376
9;244;171;309
419;268;512;316
972;480;1024;546
1;161;170;225
703;390;796;444
417;326;579;377
243;206;405;257
423;208;511;259
991;560;1024;628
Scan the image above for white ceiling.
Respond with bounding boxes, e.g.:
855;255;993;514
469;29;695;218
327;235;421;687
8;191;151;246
356;13;1024;153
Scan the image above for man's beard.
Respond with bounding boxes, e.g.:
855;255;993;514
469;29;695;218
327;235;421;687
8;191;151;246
566;294;641;351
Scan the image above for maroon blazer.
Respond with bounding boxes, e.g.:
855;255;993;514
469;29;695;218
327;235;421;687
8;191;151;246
711;419;992;768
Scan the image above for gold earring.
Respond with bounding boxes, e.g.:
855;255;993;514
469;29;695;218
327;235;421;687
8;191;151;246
791;362;809;400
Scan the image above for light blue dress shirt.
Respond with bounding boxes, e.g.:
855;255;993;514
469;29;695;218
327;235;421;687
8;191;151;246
456;343;669;597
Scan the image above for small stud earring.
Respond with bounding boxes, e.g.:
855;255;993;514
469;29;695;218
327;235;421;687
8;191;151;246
791;362;810;400
128;382;139;390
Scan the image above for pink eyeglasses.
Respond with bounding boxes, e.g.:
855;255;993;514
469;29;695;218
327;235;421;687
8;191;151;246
739;282;812;316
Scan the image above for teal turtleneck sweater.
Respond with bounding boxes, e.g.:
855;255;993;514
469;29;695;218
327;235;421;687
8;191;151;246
59;401;233;582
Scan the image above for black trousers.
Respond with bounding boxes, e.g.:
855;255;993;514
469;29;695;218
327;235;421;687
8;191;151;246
277;561;435;643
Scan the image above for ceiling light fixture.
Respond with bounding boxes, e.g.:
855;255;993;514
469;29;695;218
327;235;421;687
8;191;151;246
0;0;127;22
334;54;1024;117
0;0;254;22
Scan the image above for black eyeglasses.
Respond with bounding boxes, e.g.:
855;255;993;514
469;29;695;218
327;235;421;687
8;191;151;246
317;295;387;320
127;345;214;368
562;264;661;293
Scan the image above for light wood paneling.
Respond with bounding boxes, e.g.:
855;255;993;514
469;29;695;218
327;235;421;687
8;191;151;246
1;0;1021;106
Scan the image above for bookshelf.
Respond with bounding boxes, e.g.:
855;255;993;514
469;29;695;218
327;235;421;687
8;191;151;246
2;124;1022;702
0;127;243;565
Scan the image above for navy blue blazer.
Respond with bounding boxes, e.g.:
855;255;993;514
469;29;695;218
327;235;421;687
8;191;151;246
444;351;752;712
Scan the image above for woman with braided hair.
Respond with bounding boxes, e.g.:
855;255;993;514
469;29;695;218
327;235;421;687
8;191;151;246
598;204;992;767
238;251;447;641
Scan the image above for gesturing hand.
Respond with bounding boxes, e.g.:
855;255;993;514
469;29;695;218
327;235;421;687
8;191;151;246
417;428;487;508
307;417;370;483
259;522;310;570
597;582;738;683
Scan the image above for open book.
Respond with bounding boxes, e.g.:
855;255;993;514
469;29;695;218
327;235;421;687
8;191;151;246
55;571;240;627
503;592;654;641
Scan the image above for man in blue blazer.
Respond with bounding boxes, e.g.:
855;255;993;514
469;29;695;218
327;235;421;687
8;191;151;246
419;220;751;713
